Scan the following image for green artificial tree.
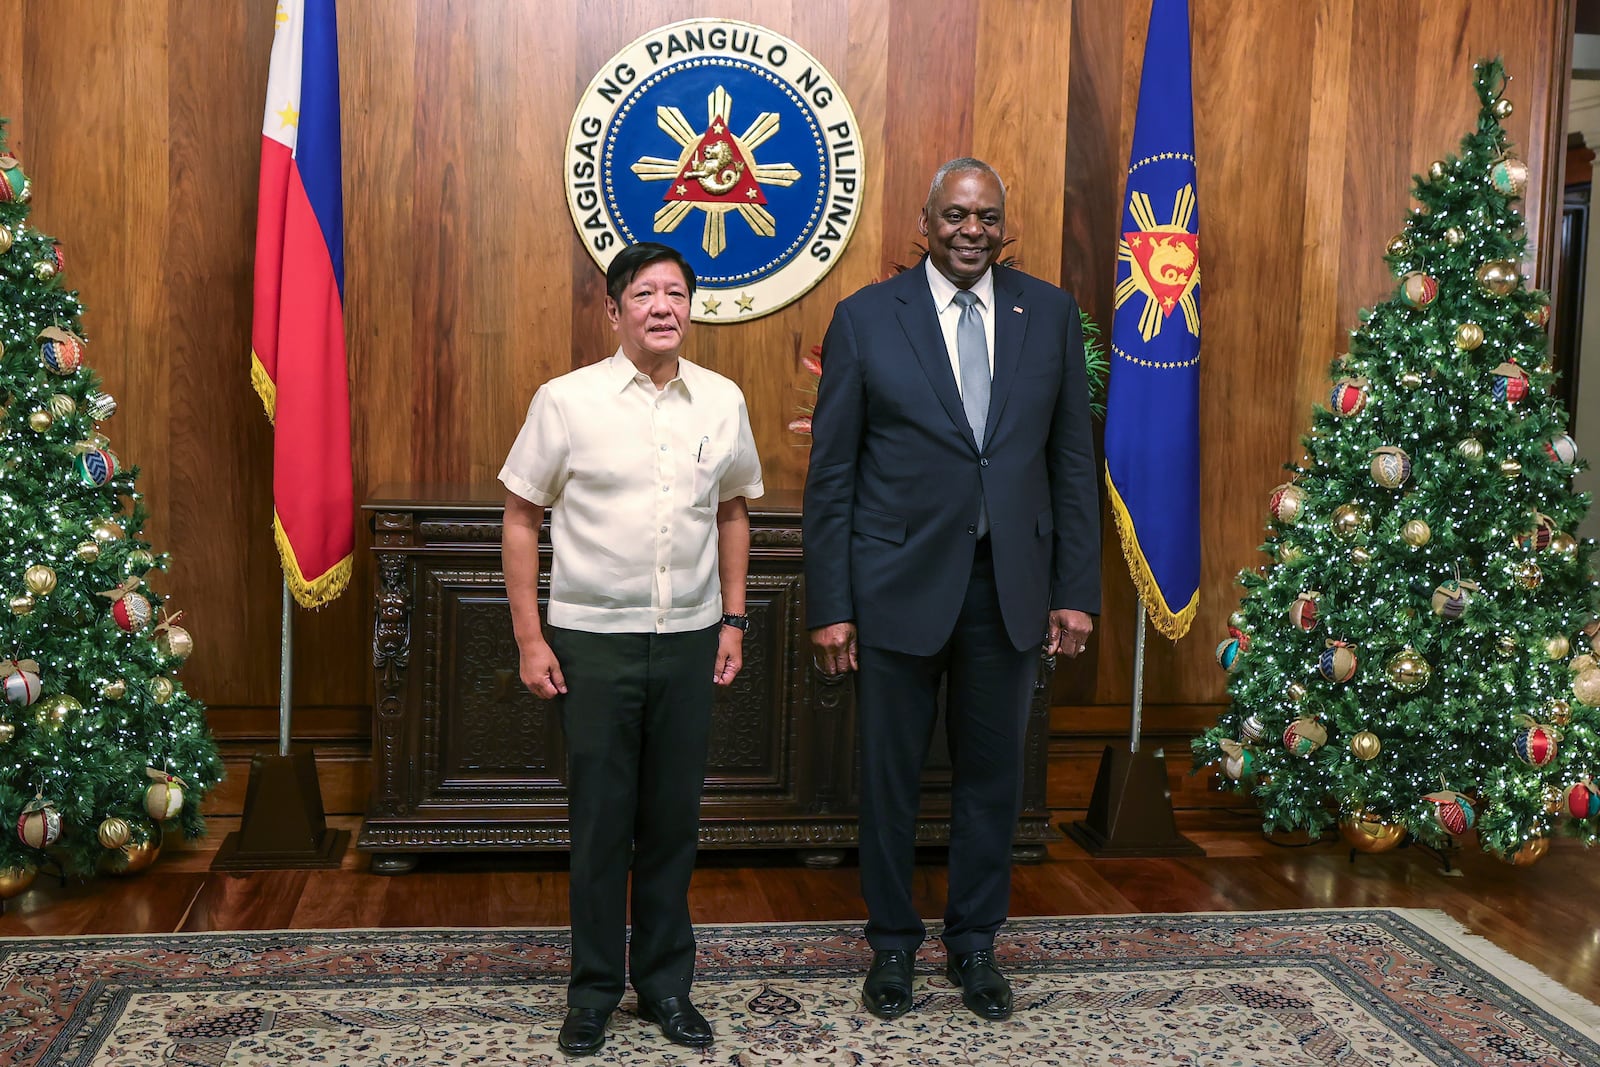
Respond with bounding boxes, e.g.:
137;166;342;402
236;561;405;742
1195;60;1600;865
0;126;220;893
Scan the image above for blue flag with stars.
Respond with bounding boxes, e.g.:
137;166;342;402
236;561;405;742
1104;0;1201;640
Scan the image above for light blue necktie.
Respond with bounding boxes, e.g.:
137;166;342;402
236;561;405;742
952;289;989;447
952;289;990;537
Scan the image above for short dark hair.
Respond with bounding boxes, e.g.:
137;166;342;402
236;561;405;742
925;157;1007;212
605;242;696;303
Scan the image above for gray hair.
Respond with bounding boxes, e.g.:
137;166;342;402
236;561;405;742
925;158;1007;212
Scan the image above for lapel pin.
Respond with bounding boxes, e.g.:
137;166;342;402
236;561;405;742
1012;306;1024;314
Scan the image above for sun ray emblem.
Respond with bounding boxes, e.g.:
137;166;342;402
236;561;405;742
1114;183;1199;342
630;86;801;258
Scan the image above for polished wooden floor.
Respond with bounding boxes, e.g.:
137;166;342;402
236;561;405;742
2;810;1596;1005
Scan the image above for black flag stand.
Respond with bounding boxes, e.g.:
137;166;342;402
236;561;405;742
1065;603;1203;857
211;582;348;871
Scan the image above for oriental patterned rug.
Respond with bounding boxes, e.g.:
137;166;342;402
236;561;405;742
4;910;1599;1066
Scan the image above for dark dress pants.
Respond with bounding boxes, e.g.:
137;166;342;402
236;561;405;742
547;625;718;1010
855;540;1039;954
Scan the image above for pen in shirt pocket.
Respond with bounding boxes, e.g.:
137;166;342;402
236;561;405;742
697;436;709;461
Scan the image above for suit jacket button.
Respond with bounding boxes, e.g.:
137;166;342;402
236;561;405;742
979;458;989;467
967;524;977;535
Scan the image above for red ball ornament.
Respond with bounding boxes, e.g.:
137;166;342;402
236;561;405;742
1492;361;1529;406
1567;781;1600;820
0;154;27;202
1425;789;1475;836
1514;512;1556;551
1514;723;1558;767
112;592;153;633
17;798;62;849
1330;378;1368;417
1544;434;1578;467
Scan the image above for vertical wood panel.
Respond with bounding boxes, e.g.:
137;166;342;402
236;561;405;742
2;0;1575;753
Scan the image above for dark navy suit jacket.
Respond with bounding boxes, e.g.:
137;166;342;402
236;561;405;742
803;260;1101;655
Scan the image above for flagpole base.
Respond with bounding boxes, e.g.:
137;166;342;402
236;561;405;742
210;748;349;871
1064;745;1204;857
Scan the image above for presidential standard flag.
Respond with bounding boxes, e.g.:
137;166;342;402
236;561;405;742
1103;0;1202;641
251;0;353;608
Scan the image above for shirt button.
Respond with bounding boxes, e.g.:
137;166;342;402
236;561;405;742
660;526;668;533
663;485;670;492
659;566;666;572
660;444;668;451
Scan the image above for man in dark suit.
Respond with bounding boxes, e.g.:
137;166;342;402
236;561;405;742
803;158;1100;1022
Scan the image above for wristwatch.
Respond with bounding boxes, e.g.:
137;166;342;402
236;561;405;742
720;612;749;631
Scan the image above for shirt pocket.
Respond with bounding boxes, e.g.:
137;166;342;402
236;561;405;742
694;443;732;509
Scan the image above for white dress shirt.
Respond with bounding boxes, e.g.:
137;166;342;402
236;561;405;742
926;258;996;393
499;350;764;634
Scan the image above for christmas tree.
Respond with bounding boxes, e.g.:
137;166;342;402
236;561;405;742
1195;60;1600;864
0;125;220;894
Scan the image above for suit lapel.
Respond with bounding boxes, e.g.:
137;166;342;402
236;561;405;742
894;264;972;448
986;266;1027;439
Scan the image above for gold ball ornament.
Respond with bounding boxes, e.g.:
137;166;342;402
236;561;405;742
1228;611;1247;631
1350;546;1374;566
1497;635;1518;658
33;259;55;281
1550;532;1579;558
1443;226;1465;246
0;722;13;743
1428;160;1446;181
1499;458;1522;479
101;823;161;876
27;409;51;432
1385;234;1410;256
97;816;132;849
1572;653;1599;675
23;565;56;596
47;393;75;419
1493;97;1514;119
149;676;175;705
1454;322;1484;350
1574;668;1600;707
127;549;155;574
1277;542;1304;564
156;625;193;661
1513;560;1543;589
1285;681;1309;702
33;693;79;731
1339;811;1406;853
0;223;11;253
1490;155;1530;197
9;593;35;616
1545;784;1565;815
1350;731;1382;760
1456;438;1485;463
1385;647;1431;693
1496;836;1549;867
1331;504;1369;541
1398;369;1425;390
1547;699;1572;727
92;519;125;543
1547;635;1572;660
0;865;35;898
1401;519;1431;547
1476;260;1520;297
75;540;100;563
100;678;127;701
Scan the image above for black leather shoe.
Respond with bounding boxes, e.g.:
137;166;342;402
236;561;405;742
946;949;1012;1020
557;1007;609;1055
640;996;713;1047
862;948;915;1019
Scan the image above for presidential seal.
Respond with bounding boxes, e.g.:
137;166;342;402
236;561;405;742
566;19;863;322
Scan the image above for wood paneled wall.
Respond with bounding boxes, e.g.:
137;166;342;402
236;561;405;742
0;1;1575;814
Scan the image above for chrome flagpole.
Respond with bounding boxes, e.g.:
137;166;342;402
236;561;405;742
280;580;293;757
1130;602;1146;754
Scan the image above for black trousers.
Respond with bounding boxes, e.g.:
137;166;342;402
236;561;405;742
546;624;718;1010
855;540;1038;954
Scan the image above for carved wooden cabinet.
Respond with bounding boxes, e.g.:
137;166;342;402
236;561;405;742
361;485;1056;872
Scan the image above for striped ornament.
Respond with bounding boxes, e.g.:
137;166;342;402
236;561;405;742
0;155;26;202
1330;378;1368;417
112;592;153;633
1426;790;1475;836
1514;725;1557;767
74;448;118;487
39;331;84;376
2;667;41;707
1318;643;1358;683
1544;434;1578;467
1399;271;1438;309
1492;362;1529;406
16;803;61;849
1568;782;1600;820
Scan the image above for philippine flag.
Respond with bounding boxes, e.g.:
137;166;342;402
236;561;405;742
250;0;352;609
